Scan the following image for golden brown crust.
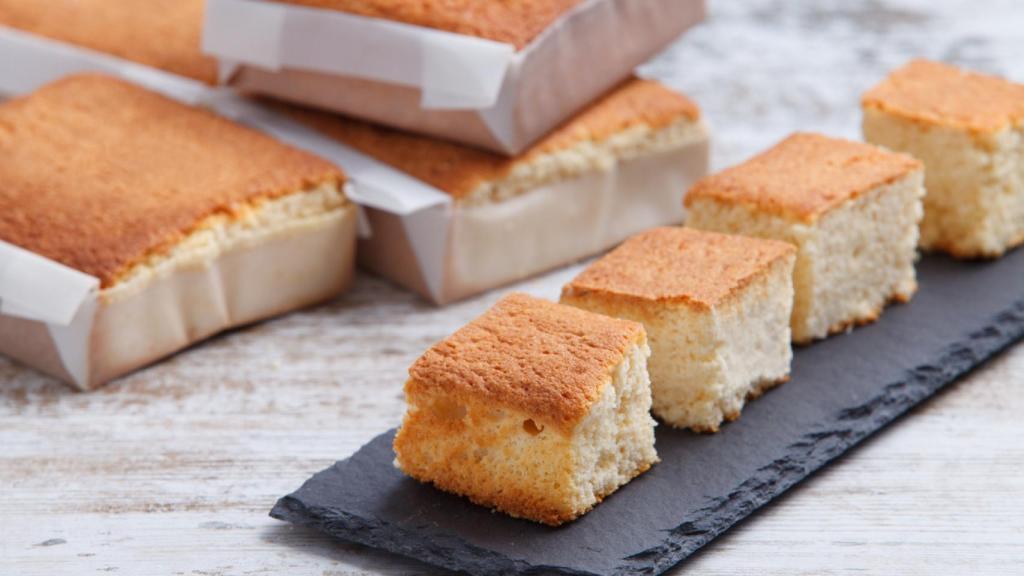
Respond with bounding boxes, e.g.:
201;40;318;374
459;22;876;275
0;74;343;288
407;293;645;433
274;0;582;50
561;227;796;310
290;78;701;199
862;59;1024;134
685;132;922;222
0;0;217;85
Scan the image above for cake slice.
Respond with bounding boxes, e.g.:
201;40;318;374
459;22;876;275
0;0;216;84
685;133;924;343
863;59;1024;258
561;227;795;432
393;293;658;526
0;74;356;389
290;77;709;304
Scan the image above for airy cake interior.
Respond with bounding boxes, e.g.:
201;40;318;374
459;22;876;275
864;108;1024;257
394;340;657;526
563;255;793;432
687;171;923;343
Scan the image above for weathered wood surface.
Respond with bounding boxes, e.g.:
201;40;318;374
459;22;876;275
2;1;1023;574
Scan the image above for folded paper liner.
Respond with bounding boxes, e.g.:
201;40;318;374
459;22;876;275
0;27;357;389
203;0;706;154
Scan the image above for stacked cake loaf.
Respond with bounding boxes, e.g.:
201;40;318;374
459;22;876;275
0;0;710;387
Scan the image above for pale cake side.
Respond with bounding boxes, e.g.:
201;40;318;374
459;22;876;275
0;0;217;84
289;78;706;204
561;228;795;432
273;0;582;50
686;133;924;343
863;59;1024;258
0;74;346;289
394;293;658;526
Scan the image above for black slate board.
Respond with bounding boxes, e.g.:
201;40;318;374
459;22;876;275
271;251;1024;576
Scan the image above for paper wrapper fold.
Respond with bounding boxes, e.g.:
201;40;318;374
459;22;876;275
204;0;706;154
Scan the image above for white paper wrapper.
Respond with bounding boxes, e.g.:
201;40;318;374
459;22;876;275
203;0;706;154
0;25;358;389
356;140;711;305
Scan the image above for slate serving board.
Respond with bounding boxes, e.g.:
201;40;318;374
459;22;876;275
271;250;1024;576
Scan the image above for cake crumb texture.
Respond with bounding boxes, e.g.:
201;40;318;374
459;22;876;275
685;132;921;222
862;59;1024;134
407;292;645;433
274;0;582;50
0;74;343;288
291;78;702;199
0;0;217;84
562;227;795;309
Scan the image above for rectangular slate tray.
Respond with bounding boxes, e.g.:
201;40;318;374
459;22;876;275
271;250;1024;576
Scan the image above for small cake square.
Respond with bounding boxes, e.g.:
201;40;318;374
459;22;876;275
561;227;795;432
393;292;657;526
685;132;924;343
863;59;1024;258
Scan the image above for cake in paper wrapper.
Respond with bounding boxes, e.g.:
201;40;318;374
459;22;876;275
0;0;217;85
863;59;1024;258
290;78;710;304
686;133;924;343
0;74;357;390
203;0;706;154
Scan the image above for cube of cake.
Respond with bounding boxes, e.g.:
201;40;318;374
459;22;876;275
0;0;216;84
0;74;356;389
863;59;1024;258
685;133;924;343
393;293;658;526
561;227;795;432
291;78;710;304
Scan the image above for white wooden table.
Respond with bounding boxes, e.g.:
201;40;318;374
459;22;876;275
3;1;1023;574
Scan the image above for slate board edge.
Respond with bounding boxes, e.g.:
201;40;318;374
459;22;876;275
271;299;1024;576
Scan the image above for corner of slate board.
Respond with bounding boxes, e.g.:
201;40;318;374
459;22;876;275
271;251;1024;576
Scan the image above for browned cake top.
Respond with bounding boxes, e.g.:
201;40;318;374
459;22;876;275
685;132;921;222
407;293;645;432
863;59;1024;133
562;227;795;309
0;0;217;85
275;0;582;49
292;78;701;199
0;74;343;288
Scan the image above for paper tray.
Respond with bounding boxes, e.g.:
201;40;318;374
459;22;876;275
204;0;706;154
357;138;710;305
270;249;1024;575
0;209;357;390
